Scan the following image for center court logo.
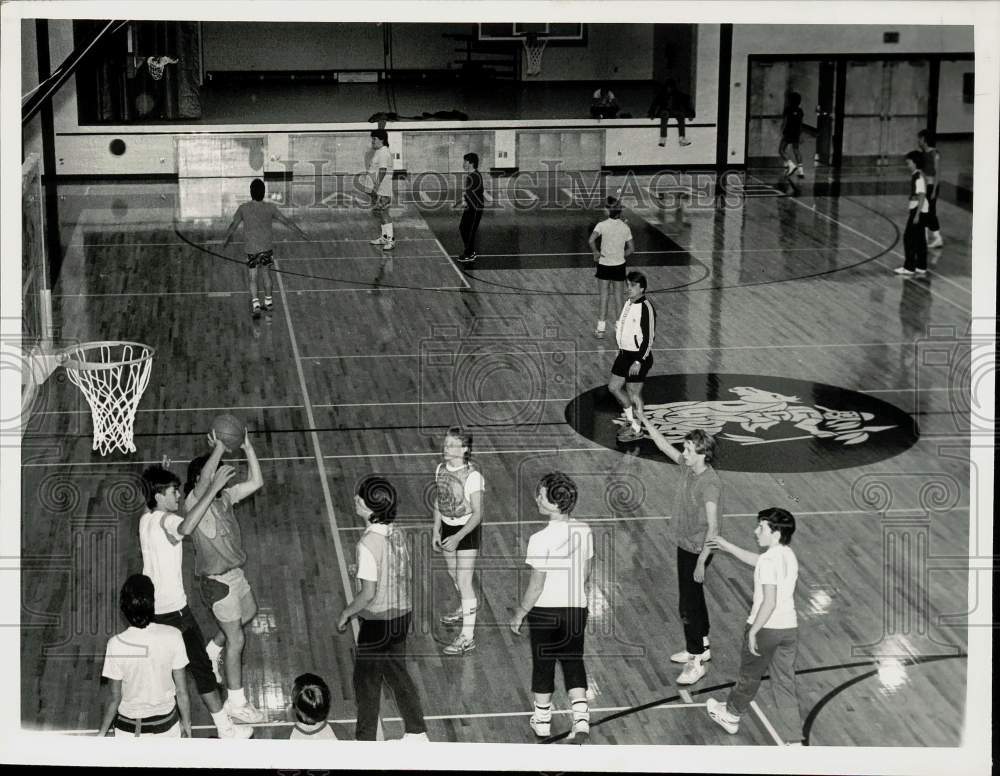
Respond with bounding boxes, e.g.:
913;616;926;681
565;373;919;472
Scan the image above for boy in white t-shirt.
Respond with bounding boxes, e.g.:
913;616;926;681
509;472;594;744
97;574;191;737
704;508;803;745
366;130;396;250
587;197;634;338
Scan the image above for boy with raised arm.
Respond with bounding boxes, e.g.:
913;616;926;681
184;429;265;724
223;177;309;318
139;457;252;738
639;419;723;686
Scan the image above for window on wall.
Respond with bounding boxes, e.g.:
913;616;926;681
962;72;974;104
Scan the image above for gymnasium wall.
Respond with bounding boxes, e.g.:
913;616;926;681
937;58;975;134
200;22;656;81
202;22;472;73
726;24;975;164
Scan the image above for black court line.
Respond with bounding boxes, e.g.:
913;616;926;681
541;652;966;745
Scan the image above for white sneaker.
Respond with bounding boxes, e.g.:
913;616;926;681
217;718;254;739
795;165;805;178
529;715;551;737
893;267;915;275
225;699;265;724
706;698;740;734
679;137;692;146
670;648;711;663
568;719;590;744
369;236;387;246
398;732;430;742
914;268;928;276
676;657;707;685
381;239;395;251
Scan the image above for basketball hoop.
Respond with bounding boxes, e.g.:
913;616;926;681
522;34;547;78
61;341;155;456
146;56;178;81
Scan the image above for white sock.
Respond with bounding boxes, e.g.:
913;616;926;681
206;641;222;660
228;687;246;707
571;698;590;725
703;636;710;647
384;223;394;240
460;598;478;640
533;702;552;722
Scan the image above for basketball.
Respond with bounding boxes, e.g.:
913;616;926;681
211;414;245;451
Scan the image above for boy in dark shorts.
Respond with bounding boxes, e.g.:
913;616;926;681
779;92;805;178
222;178;309;318
588;196;634;338
609;271;655;443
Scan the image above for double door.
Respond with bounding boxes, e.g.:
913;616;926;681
841;59;929;164
747;57;930;168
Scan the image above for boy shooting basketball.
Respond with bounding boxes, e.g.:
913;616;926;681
222;178;309;318
184;429;265;725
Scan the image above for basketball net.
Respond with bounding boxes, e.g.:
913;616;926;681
522;35;547;77
62;341;155;456
146;56;179;81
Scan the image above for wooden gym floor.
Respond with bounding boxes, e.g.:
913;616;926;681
20;162;975;749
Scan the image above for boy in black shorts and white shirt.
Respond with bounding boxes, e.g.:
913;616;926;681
588;196;634;338
610;271;655;443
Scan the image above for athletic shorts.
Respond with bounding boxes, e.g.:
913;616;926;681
440;519;482;552
612;350;653;383
246;249;274;268
200;567;254;623
370;193;391;213
595;262;627;281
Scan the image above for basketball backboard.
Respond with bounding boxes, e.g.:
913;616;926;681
477;22;586;44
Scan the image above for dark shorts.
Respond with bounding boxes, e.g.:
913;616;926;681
153;606;217;694
612;351;653;383
781;134;800;145
246;249;274;269
440;519;482;551
595;263;627;281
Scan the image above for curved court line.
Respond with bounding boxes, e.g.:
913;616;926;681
542;652;966;745
799;652;966;745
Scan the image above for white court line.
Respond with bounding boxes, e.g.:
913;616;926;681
332;506;969;532
678;689;694;704
280;253;454;261
750;700;785;746
67;237;443;248
21;443;974;468
291;286;468;293
432;236;472;290
745;174;971;314
272;263;377;736
300;339;955;361
57;702;704;736
28;385;959;416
